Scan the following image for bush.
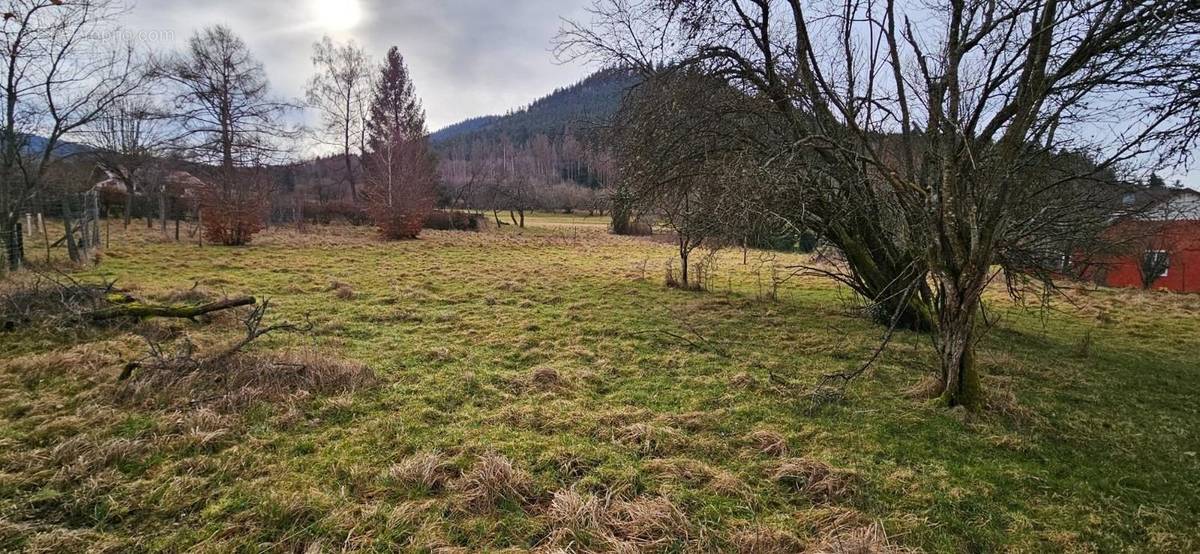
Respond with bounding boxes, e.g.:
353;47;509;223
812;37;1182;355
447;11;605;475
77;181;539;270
304;201;370;226
363;138;437;240
197;172;270;246
424;210;488;231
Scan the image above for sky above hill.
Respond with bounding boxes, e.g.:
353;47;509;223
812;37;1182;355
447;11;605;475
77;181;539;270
121;0;1199;188
123;0;596;133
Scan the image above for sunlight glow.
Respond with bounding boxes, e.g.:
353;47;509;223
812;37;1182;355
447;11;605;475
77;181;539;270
310;0;364;32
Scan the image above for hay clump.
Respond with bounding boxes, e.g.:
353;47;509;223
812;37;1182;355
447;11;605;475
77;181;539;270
729;524;804;553
541;489;691;552
117;347;377;413
390;451;457;491
770;458;856;503
808;521;914;554
746;430;790;457
449;453;533;513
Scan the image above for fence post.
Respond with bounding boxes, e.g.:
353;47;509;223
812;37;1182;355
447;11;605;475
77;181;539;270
63;197;80;263
89;191;101;248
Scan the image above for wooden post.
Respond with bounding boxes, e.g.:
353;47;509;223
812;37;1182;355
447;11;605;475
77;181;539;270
63;197;80;263
37;213;44;234
90;192;101;247
25;213;32;237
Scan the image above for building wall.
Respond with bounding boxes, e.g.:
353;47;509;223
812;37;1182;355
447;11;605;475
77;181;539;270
1100;221;1200;293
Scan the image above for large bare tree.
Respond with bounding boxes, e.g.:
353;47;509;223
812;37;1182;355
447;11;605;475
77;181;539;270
560;0;1200;409
306;35;370;203
0;0;140;272
156;25;297;245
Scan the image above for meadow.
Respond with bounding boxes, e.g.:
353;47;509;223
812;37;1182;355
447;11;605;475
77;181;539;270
0;215;1197;552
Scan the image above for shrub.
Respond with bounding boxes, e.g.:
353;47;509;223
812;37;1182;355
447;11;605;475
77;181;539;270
196;172;270;246
424;210;488;231
363;139;437;240
304;201;370;226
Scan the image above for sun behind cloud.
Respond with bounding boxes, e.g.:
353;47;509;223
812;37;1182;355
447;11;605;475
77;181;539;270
309;0;364;32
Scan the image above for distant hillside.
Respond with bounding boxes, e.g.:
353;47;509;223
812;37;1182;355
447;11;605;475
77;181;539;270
430;68;639;148
21;135;94;158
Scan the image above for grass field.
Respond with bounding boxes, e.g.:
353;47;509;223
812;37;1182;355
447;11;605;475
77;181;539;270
1;214;1198;552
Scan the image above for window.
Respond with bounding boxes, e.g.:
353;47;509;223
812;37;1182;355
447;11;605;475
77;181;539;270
1144;250;1170;278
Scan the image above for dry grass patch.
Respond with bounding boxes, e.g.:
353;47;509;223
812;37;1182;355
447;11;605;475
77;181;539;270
116;347;377;413
390;451;457;491
542;488;692;553
450;453;533;513
746;429;790;457
604;495;691;551
729;524;804;553
808;522;914;554
612;423;684;455
644;458;716;484
1;341;131;381
770;458;857;503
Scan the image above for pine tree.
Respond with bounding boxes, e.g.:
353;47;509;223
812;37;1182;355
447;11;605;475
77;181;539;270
362;47;437;239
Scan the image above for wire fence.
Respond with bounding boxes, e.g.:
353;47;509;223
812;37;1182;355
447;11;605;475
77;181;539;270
3;191;101;272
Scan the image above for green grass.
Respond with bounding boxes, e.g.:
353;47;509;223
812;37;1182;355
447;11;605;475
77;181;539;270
1;216;1197;552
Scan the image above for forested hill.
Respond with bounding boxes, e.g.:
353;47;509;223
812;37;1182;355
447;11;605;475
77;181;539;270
430;68;638;148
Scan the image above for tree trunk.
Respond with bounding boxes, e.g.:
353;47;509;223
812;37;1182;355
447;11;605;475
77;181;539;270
679;241;690;288
62;199;80;263
124;190;133;228
2;218;22;272
88;295;256;322
936;284;983;411
159;190;168;236
832;226;934;332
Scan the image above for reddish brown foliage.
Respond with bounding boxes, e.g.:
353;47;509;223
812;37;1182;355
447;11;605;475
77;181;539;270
363;138;437;240
197;172;270;246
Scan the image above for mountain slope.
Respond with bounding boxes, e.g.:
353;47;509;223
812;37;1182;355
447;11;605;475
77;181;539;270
430;68;638;148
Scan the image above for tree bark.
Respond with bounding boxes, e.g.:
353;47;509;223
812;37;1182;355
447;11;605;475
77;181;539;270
936;283;983;411
62;199;81;263
88;295;256;322
123;189;133;228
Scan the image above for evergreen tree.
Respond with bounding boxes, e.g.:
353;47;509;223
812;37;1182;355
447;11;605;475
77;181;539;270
362;47;436;239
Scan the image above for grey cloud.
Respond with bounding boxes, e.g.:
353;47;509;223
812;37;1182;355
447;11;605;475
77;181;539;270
122;0;597;133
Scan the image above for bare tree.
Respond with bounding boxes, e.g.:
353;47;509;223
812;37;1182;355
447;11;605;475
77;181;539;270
560;0;1200;410
0;0;141;273
306;35;370;203
612;71;740;287
87;97;171;229
156;25;298;245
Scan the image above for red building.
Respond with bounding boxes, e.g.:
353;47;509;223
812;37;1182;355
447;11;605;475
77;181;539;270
1092;188;1200;293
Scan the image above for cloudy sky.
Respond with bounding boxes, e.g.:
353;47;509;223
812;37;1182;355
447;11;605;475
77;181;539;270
121;0;1199;187
122;0;596;133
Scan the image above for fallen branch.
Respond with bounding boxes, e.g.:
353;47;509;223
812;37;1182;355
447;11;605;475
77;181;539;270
87;296;257;322
119;299;310;381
